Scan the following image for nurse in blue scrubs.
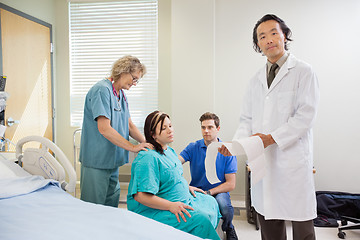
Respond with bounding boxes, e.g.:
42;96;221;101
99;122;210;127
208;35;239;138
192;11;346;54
127;111;221;240
79;55;152;207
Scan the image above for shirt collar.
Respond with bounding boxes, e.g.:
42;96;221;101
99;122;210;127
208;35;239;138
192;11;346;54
200;138;222;148
267;51;289;74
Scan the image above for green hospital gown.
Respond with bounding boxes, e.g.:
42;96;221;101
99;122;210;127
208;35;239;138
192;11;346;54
127;147;221;240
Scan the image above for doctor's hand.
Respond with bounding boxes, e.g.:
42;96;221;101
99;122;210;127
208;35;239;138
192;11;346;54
189;186;206;197
252;133;275;148
169;202;194;223
133;142;153;152
218;145;232;156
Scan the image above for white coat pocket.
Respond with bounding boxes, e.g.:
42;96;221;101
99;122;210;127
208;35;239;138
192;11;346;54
277;138;305;168
277;91;295;114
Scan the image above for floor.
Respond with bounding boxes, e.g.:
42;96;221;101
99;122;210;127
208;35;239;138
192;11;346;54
95;188;360;240
118;200;360;240
232;210;360;240
72;186;360;240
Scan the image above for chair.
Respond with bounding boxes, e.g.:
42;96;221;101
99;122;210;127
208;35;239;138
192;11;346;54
316;190;360;239
245;165;259;230
337;216;360;239
216;218;225;240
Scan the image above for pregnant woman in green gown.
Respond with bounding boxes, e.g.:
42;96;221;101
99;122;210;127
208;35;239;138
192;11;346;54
127;111;221;240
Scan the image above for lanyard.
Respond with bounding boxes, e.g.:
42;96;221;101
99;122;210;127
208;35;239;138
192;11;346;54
111;79;128;108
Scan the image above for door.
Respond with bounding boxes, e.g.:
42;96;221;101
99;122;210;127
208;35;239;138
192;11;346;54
0;4;53;151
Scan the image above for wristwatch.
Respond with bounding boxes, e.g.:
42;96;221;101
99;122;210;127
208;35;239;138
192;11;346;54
206;190;212;196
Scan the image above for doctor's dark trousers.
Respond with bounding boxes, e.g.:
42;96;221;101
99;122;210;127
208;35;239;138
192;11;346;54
258;214;316;240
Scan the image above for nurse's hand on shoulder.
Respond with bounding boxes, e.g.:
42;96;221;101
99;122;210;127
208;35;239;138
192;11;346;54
189;186;206;197
132;142;153;152
169;202;194;223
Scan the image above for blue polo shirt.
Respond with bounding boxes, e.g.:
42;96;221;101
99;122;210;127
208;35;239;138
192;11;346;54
180;139;237;191
79;79;130;169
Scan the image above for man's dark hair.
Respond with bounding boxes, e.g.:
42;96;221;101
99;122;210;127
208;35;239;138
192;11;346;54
199;112;220;128
252;14;293;53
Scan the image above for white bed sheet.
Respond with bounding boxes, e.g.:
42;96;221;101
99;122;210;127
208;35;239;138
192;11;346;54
0;158;31;178
0;160;201;240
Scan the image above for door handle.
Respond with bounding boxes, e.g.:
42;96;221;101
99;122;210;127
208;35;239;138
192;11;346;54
6;117;20;126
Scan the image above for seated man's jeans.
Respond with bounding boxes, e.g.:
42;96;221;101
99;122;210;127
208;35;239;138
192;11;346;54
214;192;234;231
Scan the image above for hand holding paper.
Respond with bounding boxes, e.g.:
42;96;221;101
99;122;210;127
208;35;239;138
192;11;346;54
205;136;266;185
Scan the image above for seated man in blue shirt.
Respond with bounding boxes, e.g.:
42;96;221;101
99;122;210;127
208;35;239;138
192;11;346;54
179;112;238;240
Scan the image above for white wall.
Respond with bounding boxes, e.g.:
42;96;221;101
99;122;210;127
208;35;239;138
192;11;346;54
218;0;360;194
170;0;360;194
170;0;215;182
3;0;360;196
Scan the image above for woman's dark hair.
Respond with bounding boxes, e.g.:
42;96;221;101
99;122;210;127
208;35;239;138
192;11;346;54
252;14;293;53
144;110;170;155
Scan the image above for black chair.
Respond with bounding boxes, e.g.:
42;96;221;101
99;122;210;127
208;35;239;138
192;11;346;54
316;191;360;239
337;216;360;239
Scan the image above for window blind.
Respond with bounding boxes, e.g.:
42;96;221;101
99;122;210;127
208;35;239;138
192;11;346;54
69;1;158;128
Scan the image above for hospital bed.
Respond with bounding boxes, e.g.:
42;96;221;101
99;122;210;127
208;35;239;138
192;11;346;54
0;136;202;240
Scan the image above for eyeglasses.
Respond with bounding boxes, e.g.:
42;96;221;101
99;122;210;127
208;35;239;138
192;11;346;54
130;72;140;84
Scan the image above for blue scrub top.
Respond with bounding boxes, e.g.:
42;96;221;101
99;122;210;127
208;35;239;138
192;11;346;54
79;79;130;169
180;139;237;191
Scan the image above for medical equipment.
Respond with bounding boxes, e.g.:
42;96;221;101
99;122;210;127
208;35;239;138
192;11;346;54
15;135;76;192
0;125;17;152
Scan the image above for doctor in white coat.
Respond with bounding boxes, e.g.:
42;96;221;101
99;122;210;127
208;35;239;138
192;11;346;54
220;14;319;240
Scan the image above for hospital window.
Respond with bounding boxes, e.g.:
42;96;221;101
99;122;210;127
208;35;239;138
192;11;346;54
69;1;158;128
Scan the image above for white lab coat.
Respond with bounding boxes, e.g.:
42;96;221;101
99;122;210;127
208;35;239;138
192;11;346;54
233;54;319;221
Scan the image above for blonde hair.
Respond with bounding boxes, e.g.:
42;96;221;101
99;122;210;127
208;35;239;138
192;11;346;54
110;55;146;82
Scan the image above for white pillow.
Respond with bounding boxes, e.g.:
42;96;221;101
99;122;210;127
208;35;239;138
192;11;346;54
0;160;17;179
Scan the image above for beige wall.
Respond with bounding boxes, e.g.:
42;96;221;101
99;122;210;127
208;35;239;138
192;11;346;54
53;0;76;171
3;0;360;197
